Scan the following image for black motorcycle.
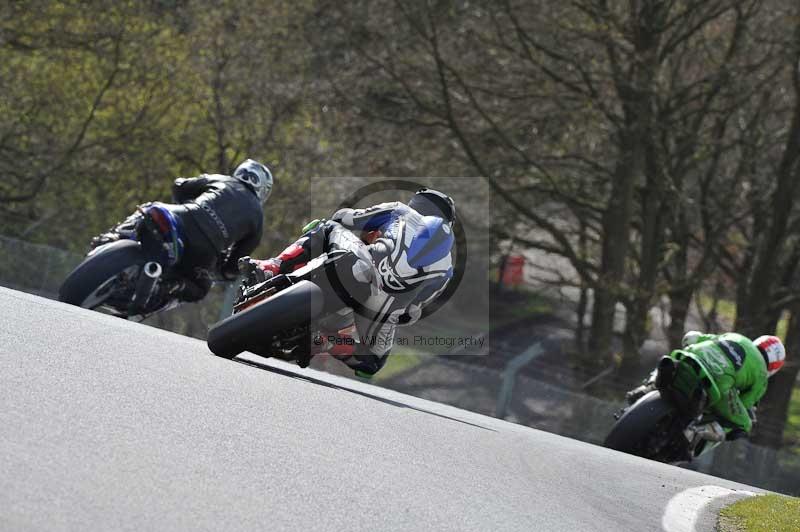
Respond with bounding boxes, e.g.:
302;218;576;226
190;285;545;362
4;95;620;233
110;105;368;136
604;355;736;463
59;204;190;319
207;244;382;364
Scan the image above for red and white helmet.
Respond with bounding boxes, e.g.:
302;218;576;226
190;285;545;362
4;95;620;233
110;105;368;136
754;335;786;377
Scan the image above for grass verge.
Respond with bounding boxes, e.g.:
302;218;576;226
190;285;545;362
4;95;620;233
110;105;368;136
372;348;425;382
717;494;800;532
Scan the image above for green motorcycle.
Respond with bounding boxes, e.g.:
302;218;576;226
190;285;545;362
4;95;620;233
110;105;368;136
604;354;737;463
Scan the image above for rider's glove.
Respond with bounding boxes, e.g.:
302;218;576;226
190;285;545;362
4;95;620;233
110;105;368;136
220;257;240;281
238;256;269;286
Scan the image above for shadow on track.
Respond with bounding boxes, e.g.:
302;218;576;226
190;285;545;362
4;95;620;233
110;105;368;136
232;355;497;433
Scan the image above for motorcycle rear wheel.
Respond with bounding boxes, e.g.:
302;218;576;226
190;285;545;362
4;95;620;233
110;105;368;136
59;240;146;311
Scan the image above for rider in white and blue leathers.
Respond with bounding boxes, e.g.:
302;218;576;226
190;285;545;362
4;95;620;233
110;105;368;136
245;189;456;377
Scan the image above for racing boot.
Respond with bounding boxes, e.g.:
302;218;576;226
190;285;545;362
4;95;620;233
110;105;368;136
693;421;726;443
625;369;658;405
90;231;121;249
625;383;654;405
90;210;144;249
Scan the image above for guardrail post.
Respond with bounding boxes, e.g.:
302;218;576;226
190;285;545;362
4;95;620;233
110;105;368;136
495;342;544;419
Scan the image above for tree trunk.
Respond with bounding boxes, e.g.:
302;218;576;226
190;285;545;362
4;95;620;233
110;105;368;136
623;143;668;362
734;12;800;449
667;287;692;349
665;200;693;348
588;141;638;363
622;300;648;365
735;66;800;337
750;304;800;448
591;0;666;364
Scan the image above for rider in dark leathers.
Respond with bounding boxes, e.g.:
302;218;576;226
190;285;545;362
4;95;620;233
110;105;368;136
92;159;272;302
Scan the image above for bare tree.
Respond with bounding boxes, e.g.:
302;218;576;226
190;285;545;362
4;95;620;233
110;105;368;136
309;0;781;366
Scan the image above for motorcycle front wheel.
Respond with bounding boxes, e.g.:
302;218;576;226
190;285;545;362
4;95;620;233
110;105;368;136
207;280;325;360
603;390;681;459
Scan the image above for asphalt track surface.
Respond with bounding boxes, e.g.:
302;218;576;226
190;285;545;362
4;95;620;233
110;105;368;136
0;287;763;531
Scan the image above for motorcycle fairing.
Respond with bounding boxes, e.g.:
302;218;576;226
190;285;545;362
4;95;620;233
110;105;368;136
669;350;723;405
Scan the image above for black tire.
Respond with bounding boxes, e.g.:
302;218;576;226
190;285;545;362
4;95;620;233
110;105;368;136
207;280;325;359
603;391;677;455
58;240;145;309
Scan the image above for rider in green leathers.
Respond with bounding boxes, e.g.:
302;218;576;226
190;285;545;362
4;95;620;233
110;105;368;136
627;331;786;438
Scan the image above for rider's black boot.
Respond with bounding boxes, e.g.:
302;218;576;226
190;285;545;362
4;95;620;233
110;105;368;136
625;384;653;405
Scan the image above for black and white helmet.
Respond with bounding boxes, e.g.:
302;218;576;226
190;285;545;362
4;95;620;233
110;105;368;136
233;159;273;204
408;188;456;223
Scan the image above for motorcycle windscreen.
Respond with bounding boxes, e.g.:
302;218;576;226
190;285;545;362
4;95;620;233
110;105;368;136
670;352;723;406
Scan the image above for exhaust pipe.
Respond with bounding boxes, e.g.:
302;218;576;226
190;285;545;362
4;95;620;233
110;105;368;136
143;261;163;279
130;261;163;314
